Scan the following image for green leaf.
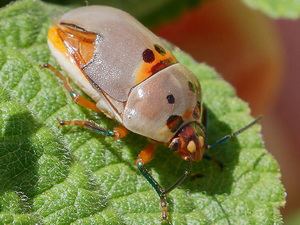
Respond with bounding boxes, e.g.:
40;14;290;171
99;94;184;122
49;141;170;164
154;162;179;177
0;0;285;224
243;0;300;19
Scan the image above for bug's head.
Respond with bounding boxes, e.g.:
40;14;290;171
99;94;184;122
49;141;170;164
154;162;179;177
168;122;206;162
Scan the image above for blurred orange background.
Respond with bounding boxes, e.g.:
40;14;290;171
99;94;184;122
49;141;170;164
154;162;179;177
154;0;300;222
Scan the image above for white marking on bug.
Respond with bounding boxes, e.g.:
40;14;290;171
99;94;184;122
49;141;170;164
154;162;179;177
126;108;137;119
187;141;196;153
137;88;144;98
198;136;204;148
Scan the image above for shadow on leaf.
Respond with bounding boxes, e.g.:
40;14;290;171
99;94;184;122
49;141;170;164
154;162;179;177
0;111;41;199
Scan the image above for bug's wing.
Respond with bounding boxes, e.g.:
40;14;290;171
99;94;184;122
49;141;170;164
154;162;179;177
59;6;177;102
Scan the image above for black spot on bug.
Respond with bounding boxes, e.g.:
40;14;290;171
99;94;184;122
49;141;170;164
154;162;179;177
166;94;175;104
154;44;166;55
143;48;155;63
193;102;201;120
167;115;183;133
188;81;195;93
192;101;202;119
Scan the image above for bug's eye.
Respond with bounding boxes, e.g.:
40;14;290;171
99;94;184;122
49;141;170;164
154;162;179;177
169;138;181;151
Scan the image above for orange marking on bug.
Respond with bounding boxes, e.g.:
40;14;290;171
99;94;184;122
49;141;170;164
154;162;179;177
183;109;193;119
166;115;183;133
55;25;97;67
135;49;177;85
48;26;71;59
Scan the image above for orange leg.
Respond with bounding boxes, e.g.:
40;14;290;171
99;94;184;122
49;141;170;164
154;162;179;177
112;126;129;139
58;119;128;139
41;64;100;112
136;144;157;165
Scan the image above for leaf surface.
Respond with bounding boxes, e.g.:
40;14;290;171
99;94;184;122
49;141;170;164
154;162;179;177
0;0;285;224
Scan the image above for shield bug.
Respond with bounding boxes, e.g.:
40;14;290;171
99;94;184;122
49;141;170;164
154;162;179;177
44;5;261;221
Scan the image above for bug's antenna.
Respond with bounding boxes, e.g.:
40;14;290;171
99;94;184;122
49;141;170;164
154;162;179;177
207;116;262;149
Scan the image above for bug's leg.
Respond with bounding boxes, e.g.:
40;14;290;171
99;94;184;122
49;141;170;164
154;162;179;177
135;145;169;220
136;145;163;194
159;160;191;221
111;125;129;139
58;119;128;139
41;63;100;112
162;159;191;195
136;145;192;221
